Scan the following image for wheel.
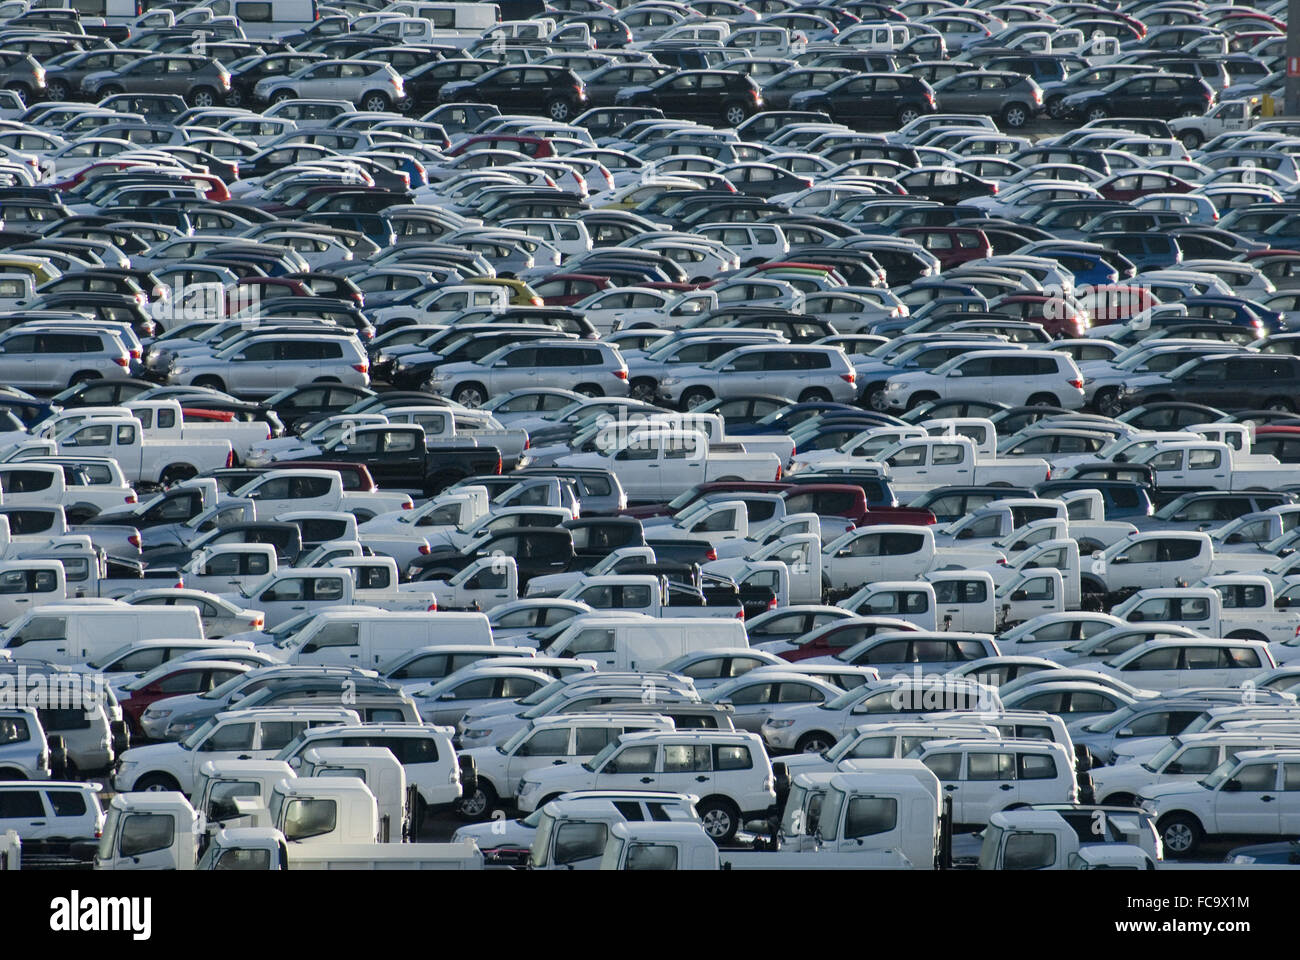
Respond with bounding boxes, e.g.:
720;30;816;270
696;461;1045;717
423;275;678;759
1002;103;1028;129
574;383;603;398
681;387;714;410
697;798;739;843
897;105;921;126
134;773;181;793
1094;386;1123;418
1045;95;1065;120
160;464;197;485
798;388;832;403
795;731;834;754
193;375;225;393
1158;813;1202;857
1027;393;1058;407
362;91;392;113
1086;105;1108;122
629;378;657;402
46;79;69;101
100;84;124;98
455;780;497;821
68;371;100;387
223;87;243;107
272;89;296;104
452;383;487;408
722;101;748;127
190;86;217;108
1264;396;1295;413
866;383;891;411
1226;630;1268;643
1179;129;1202;149
905;391;937;411
548;97;572;121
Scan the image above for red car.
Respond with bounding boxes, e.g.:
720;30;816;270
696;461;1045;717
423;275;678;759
532;272;614;306
118;661;251;736
897;227;993;269
778;617;921;663
990;293;1089;338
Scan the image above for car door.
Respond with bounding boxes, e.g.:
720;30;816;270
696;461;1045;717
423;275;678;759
659;741;712;795
226;339;279;395
1118;645;1182;690
1214;760;1282;835
960;749;1017;823
1279;761;1300;835
725;680;776;731
594;741;660;789
505;725;574;787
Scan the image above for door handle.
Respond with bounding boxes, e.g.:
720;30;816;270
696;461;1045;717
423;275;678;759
237;755;250;760
695;775;709;782
944;784;957;791
639;776;654;783
999;784;1013;791
30;821;45;826
553;760;564;765
1261;795;1275;802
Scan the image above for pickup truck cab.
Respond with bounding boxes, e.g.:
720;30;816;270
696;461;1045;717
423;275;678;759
1134;441;1293;495
1112;579;1300;646
821;524;935;597
56;415;232;487
976;806;1162;869
868;436;1052;495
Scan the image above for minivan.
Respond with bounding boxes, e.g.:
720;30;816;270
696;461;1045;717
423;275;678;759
277;610;494;668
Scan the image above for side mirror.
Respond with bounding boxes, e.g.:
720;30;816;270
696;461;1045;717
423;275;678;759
956;528;975;540
1222;779;1242;792
1226;533;1244;544
1112;556;1129;565
1010;589;1027;601
1172;514;1187;523
1277;597;1291;609
1113;453;1128;463
1118;727;1133;737
948;369;964;377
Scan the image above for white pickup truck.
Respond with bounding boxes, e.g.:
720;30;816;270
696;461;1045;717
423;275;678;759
1133;441;1293;494
55;415;233;488
0;461;131;522
357;487;490;569
821;524;936;597
228;468;411;519
221;565;437;628
125;399;277;465
866;436;1051;495
1111;578;1300;646
1169;96;1260;149
558;428;781;503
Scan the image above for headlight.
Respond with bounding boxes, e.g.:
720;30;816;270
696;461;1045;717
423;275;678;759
461;728;492;740
173;365;189;375
146;707;171;719
519;779;539;795
885;381;901;391
660;376;680;386
767;718;796;728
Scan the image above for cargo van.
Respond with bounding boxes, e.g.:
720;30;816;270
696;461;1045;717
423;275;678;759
387;1;498;34
542;616;748;670
279;610;493;668
0;603;204;666
200;0;318;38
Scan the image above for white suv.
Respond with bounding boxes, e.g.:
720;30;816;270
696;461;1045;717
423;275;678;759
456;713;675;817
0;781;104;862
0;707;51;780
516;730;776;841
910;737;1078;826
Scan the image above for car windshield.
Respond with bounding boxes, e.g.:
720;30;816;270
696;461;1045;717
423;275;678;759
1086;705;1137;733
823;686;864;710
1199;755;1240;790
1143;738;1184;773
519;677;567;707
201;672;254;701
181;716;220;750
583;739;620;772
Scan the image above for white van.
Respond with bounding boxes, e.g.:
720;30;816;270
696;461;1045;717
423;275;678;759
282;610;493;668
1;603;204;666
199;0;317;37
387;1;498;34
542;616;748;670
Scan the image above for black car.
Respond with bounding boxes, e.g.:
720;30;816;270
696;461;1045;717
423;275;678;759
581;62;674;107
614;69;765;127
223;52;326;109
437;65;589;122
789;72;936;128
402;58;495;110
1120;354;1300;414
1060;72;1215;121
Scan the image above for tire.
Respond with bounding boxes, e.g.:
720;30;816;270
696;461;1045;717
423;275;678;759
798;388;832;403
68;371;100;387
722;101;748;127
1002;102;1028;130
452;382;487;408
629;377;657;402
456;779;497;821
160;464;197;485
1086;105;1108;122
190;86;217;108
1179;129;1202;149
134;773;181;793
795;731;834;754
548;97;572;121
574;383;603;398
697;797;739;843
1094;386;1124;418
272;89;296;104
681;387;714;411
897;105;921;126
46;79;69;101
1158;813;1203;857
1045;95;1064;120
100;84;124;98
223;87;243;107
362;91;392;113
1264;396;1295;413
905;391;937;411
193;375;226;393
865;382;890;411
1027;392;1058;407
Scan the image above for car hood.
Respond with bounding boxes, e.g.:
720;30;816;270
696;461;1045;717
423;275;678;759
1138;779;1209;802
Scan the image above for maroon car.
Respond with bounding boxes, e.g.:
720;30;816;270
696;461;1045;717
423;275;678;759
119;661;252;736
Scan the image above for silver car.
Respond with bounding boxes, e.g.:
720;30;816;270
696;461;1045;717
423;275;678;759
0;326;131;391
426;339;630;408
659;343;859;409
170;333;370;398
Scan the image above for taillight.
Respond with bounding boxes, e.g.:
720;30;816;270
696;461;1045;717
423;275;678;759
353;362;368;374
173;579;184;589
125;494;136;503
1069;378;1083;389
128;534;141;548
419;544;431;555
735;608;746;619
115;356;129;367
767;596;777;611
402;500;414;509
774;463;783;481
840;372;855;384
530;297;543;307
427;600;438;611
614;369;628;380
250;617;264;629
706;547;717;561
1045;467;1052;481
226;449;235;468
496;455;502;474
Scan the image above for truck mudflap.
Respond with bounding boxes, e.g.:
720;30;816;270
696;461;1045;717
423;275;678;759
458;754;478;800
110;721;130;758
937;796;954;871
1077;771;1096;806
